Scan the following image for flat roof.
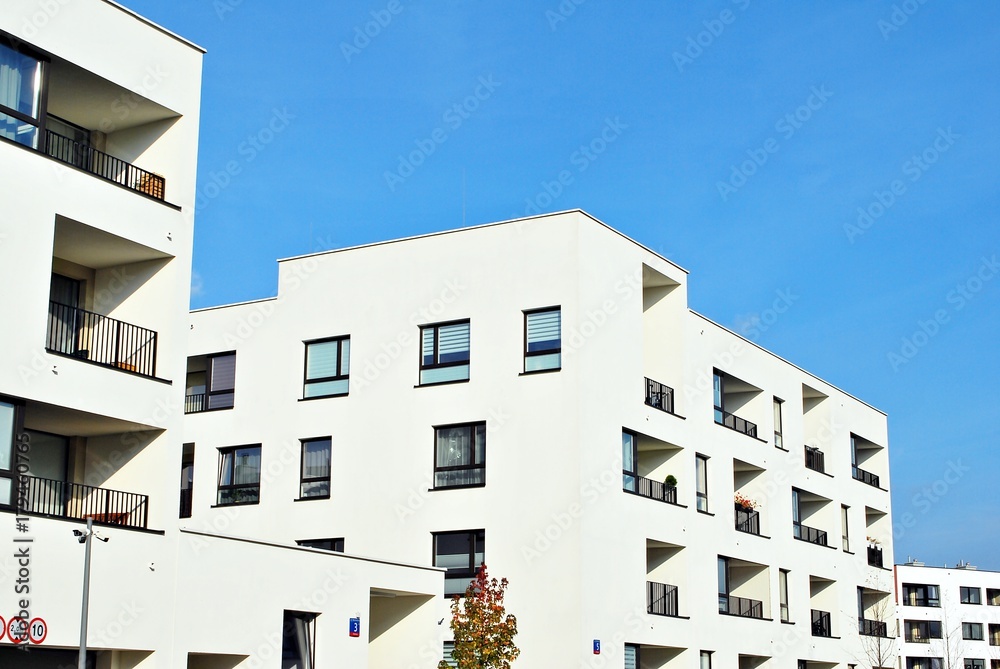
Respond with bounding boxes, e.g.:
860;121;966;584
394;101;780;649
103;0;207;53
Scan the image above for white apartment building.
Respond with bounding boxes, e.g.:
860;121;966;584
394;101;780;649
0;2;441;667
895;562;1000;669
184;209;897;669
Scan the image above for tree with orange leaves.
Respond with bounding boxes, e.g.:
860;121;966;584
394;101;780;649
439;564;520;669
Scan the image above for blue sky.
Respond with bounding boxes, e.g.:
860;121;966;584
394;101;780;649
127;0;999;568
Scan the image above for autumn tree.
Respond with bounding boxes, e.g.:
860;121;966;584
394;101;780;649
439;564;520;669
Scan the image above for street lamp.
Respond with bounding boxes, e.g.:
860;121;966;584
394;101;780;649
74;518;109;669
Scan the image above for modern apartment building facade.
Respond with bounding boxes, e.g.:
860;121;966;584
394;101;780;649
0;2;440;667
184;209;897;668
895;562;1000;669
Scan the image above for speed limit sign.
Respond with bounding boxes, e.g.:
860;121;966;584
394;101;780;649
28;618;47;644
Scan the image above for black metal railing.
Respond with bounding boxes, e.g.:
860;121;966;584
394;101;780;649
179;487;193;519
647;581;679;617
717;409;757;438
793;521;828;546
859;618;889;637
868;545;884;567
852;465;880;488
735;506;760;535
44;130;165;200
811;609;832;637
185;393;207;414
46;301;158;378
719;594;764;619
907;633;931;643
644;377;675;414
805;446;825;473
626;474;678;505
19;475;148;530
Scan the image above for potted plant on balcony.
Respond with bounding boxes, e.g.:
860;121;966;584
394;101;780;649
664;474;677;490
734;493;758;511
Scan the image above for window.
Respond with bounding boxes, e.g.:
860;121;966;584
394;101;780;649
217;445;261;505
841;504;850;551
987;588;1000;606
303;336;350;398
523;307;560;372
434;423;485;489
186;352;236;412
963;623;984;641
297;538;344;552
420;320;470;385
695;454;709;512
0;38;46;150
713;372;724;424
700;651;713;669
624;644;639;669
442;641;457;668
281;610;317;669
965;661;985;669
905;619;942;642
906;659;943;669
299;438;331;499
902;583;941;607
179;443;194;519
0;400;17;507
433;530;484;596
779;569;789;622
622;430;638;493
988;624;1000;646
773;397;783;448
961;587;982;605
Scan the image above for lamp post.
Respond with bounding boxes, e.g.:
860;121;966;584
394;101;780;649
74;518;108;669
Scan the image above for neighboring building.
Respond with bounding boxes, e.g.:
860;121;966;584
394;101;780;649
185;209;897;668
0;1;440;667
896;562;1000;669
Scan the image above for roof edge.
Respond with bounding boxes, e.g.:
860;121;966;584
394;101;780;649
102;0;207;53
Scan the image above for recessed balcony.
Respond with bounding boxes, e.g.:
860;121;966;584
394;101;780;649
646;581;680;617
860;618;889;637
811;609;832;637
853;465;880;488
793;521;828;546
46;301;158;378
644;377;676;415
19;475;148;530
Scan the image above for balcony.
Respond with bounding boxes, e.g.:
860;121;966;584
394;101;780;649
46;301;158;378
625;474;678;505
719;594;764;619
716;409;758;438
853;465;880;488
811;609;832;637
735;505;760;535
647;581;680;617
793;521;828;546
906;633;931;644
868;545;884;568
644;377;675;414
18;475;148;530
804;446;825;473
185;393;206;413
44;130;165;200
859;618;889;637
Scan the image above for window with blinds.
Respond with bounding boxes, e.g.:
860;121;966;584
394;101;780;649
303;336;350;398
207;352;236;409
299;437;331;499
524;307;561;372
419;320;470;385
624;644;639;669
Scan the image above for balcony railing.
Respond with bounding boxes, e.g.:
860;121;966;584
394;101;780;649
804;446;825;473
811;609;832;637
46;301;158;378
716;409;757;438
179;487;193;519
624;473;678;505
43;130;166;200
735;506;760;535
906;633;931;644
18;475;148;530
868;545;884;567
185;393;207;414
719;594;764;619
644;377;675;414
852;465;880;488
647;581;679;617
859;618;889;637
793;521;828;546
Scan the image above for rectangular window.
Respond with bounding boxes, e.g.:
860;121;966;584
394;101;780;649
988;589;1000;606
907;659;944;669
695;454;709;512
966;661;985;669
773;397;783;449
179;443;194;519
624;644;639;669
988;623;1000;646
779;569;789;622
433;530;484;596
841;504;850;551
700;651;713;669
961;587;982;605
524;307;561;372
622;430;638;493
297;538;344;552
717;556;730;612
963;623;984;641
713;372;724;424
0;400;16;506
442;641;457;668
207;352;236;410
217;445;261;506
299;438;331;499
281;610;317;669
905;619;943;641
902;583;941;607
303;336;350;398
0;39;45;150
420;320;470;385
434;423;485;489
